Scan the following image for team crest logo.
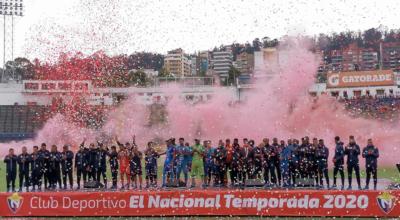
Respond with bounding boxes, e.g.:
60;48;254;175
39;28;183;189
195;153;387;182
328;74;340;87
376;192;396;214
7;193;23;214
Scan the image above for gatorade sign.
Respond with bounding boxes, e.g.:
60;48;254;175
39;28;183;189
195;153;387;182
327;70;394;88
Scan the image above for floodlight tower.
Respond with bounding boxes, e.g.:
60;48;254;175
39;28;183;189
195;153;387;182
0;0;23;82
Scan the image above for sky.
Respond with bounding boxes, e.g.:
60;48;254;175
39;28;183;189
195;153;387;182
4;0;400;61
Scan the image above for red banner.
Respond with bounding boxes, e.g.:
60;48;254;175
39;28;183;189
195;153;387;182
1;190;399;217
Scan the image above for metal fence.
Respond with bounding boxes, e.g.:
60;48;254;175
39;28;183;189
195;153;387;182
154;76;214;88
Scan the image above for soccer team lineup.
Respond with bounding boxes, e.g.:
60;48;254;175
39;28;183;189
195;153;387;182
0;0;400;218
3;136;381;191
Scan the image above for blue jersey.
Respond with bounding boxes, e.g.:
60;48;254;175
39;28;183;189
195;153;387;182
280;146;292;162
176;145;185;162
165;145;175;164
176;145;191;163
205;147;215;164
185;146;193;162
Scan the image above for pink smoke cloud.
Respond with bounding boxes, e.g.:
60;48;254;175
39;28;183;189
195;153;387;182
2;37;399;168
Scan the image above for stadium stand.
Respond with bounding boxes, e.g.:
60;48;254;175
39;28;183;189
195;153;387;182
0;105;48;142
341;96;400;120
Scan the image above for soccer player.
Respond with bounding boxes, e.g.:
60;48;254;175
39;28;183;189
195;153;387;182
75;142;88;189
17;146;31;192
38;143;50;189
225;139;233;186
117;141;130;190
186;142;193;181
171;138;178;180
296;138;309;181
87;143;99;182
288;139;298;187
345;135;361;190
231;140;245;187
309;138;319;186
161;139;176;187
109;145;119;189
316;139;330;189
362;139;379;190
332;136;345;190
130;144;143;189
61;144;74;190
203;140;215;187
48;145;62;189
242;138;253;183
144;141;159;188
271;138;282;186
4;148;18;192
124;141;133;156
191;139;205;187
280;141;292;187
176;138;191;187
263;138;277;187
30;146;43;191
213;140;227;187
97;143;108;188
250;142;263;179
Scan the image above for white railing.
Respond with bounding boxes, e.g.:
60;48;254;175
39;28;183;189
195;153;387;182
154;76;214;88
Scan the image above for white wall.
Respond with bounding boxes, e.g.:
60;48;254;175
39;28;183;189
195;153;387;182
326;86;398;98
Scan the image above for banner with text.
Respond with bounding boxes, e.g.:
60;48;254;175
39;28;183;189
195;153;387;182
327;70;395;88
1;190;399;217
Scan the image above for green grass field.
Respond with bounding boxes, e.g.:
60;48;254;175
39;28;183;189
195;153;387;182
0;158;399;192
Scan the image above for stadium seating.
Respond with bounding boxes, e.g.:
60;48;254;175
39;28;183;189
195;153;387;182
0;105;48;142
1;96;399;142
341;96;400;119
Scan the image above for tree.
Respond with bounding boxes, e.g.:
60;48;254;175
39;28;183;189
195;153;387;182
355;31;363;47
230;43;244;60
128;70;151;87
330;33;344;50
262;37;279;48
316;34;332;51
225;66;241;86
126;52;164;71
384;29;400;42
13;57;35;80
363;28;382;49
244;42;254;54
158;68;174;78
199;70;206;77
252;38;262;51
1;57;35;81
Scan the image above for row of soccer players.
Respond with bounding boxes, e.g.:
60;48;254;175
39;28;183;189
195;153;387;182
3;135;379;192
161;136;379;190
3;136;153;191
